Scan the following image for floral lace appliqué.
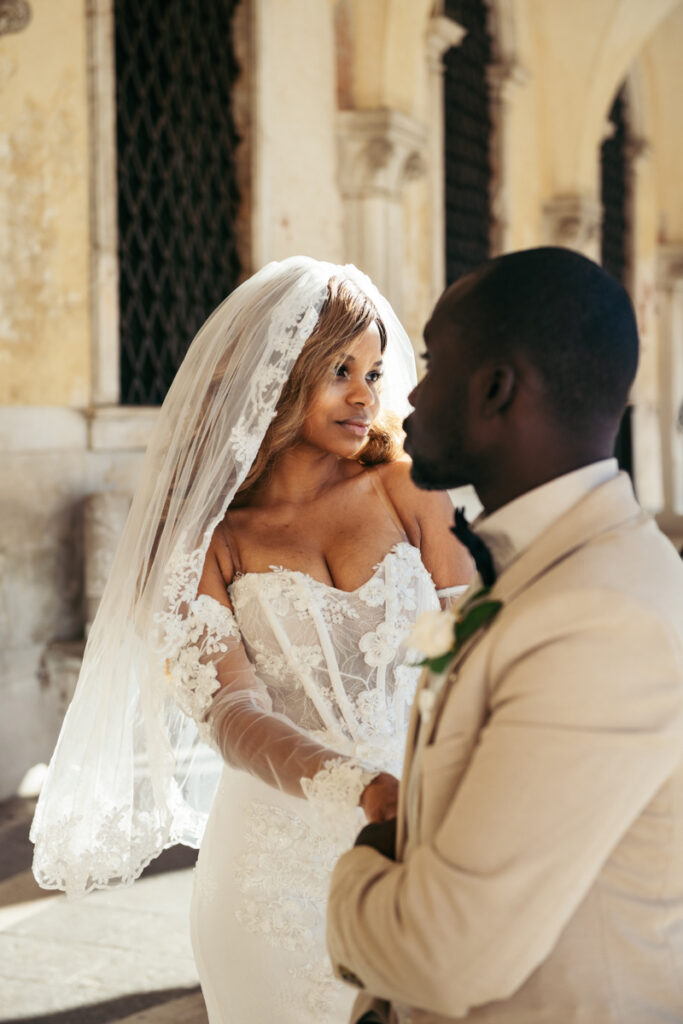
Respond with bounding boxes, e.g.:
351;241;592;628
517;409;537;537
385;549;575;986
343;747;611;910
162;594;239;726
234;801;345;954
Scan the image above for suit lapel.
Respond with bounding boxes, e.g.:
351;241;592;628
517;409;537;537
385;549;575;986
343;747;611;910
404;473;646;808
396;578;485;857
396;667;429;856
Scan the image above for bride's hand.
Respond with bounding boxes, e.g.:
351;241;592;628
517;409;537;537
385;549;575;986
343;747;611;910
360;772;399;823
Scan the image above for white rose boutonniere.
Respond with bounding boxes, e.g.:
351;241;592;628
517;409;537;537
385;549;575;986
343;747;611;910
408;587;504;674
408;609;457;659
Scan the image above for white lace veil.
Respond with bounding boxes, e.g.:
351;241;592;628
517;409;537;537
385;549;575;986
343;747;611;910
30;256;417;897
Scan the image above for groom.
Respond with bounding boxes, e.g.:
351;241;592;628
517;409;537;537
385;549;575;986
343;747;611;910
326;247;683;1022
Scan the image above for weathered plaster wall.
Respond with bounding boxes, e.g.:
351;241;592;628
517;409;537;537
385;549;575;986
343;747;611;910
0;0;91;406
0;410;147;799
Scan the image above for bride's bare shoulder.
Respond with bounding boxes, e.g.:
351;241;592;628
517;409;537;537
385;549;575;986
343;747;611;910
375;458;452;527
197;523;236;604
376;460;472;586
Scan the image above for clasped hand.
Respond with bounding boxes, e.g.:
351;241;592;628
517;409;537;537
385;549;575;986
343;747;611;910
357;772;399;861
359;771;398;823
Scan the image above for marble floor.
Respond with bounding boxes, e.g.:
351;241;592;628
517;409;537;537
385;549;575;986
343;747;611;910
0;797;208;1024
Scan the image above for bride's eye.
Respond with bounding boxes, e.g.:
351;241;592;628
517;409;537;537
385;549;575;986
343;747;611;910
334;363;349;378
366;370;383;384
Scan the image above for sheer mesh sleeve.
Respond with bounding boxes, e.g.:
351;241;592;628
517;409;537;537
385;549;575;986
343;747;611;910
166;593;375;802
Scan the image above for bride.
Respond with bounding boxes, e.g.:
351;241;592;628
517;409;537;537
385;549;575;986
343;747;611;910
30;257;471;1022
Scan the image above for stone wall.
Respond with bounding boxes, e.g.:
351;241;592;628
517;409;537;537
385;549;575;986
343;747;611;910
0;0;91;406
0;407;149;799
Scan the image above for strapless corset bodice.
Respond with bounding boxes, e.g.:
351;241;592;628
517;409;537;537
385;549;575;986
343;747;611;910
228;541;439;766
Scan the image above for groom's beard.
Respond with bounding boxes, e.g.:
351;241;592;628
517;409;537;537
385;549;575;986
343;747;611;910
404;413;473;491
408;446;473;492
409;456;453;491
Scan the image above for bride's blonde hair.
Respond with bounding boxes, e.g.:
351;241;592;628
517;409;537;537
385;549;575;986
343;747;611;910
233;276;403;505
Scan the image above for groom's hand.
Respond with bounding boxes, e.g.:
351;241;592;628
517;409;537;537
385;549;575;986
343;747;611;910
354;818;397;861
360;772;399;823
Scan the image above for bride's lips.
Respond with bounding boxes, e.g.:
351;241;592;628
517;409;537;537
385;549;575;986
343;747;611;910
336;418;371;436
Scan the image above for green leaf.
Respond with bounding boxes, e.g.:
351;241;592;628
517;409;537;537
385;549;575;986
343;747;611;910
426;650;457;675
455;600;503;647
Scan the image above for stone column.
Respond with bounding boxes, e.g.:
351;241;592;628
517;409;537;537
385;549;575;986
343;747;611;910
656;245;683;525
487;60;530;256
425;15;466;301
541;194;602;261
337;108;427;316
87;0;120;406
627;136;664;513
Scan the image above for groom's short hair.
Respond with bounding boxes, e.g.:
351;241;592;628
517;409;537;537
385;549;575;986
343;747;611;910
451;246;639;429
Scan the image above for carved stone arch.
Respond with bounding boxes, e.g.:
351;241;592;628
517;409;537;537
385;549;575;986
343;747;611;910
574;0;681;193
537;0;679;263
337;0;433;116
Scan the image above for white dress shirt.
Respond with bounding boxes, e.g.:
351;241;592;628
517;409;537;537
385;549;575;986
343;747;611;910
474;458;619;576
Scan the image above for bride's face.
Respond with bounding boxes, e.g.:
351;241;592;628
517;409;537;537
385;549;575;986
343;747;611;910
301;322;383;458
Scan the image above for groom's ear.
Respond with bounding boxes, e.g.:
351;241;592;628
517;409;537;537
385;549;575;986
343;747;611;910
474;363;517;419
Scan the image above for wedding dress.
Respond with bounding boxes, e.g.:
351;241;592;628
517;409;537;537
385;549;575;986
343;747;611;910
185;541;449;1022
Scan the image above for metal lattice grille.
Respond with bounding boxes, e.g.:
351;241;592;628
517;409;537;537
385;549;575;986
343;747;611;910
601;87;629;286
600;85;633;475
115;0;241;405
443;0;492;286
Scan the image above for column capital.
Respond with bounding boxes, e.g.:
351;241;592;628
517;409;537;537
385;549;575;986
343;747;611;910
487;60;530;103
657;244;683;289
337;108;428;200
541;194;602;261
425;15;466;72
0;0;31;35
625;135;652;166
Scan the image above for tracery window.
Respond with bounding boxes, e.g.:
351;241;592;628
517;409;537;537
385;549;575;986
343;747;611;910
601;85;633;475
114;0;241;405
443;0;493;285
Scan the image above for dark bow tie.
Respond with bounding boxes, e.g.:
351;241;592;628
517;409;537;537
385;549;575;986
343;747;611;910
451;507;497;588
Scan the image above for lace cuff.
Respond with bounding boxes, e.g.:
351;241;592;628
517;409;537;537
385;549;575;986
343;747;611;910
301;758;380;842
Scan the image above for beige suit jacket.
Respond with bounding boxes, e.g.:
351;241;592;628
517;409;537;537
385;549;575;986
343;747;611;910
327;474;683;1023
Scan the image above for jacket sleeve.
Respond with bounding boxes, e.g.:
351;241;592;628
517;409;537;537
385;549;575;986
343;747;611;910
326;589;683;1016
